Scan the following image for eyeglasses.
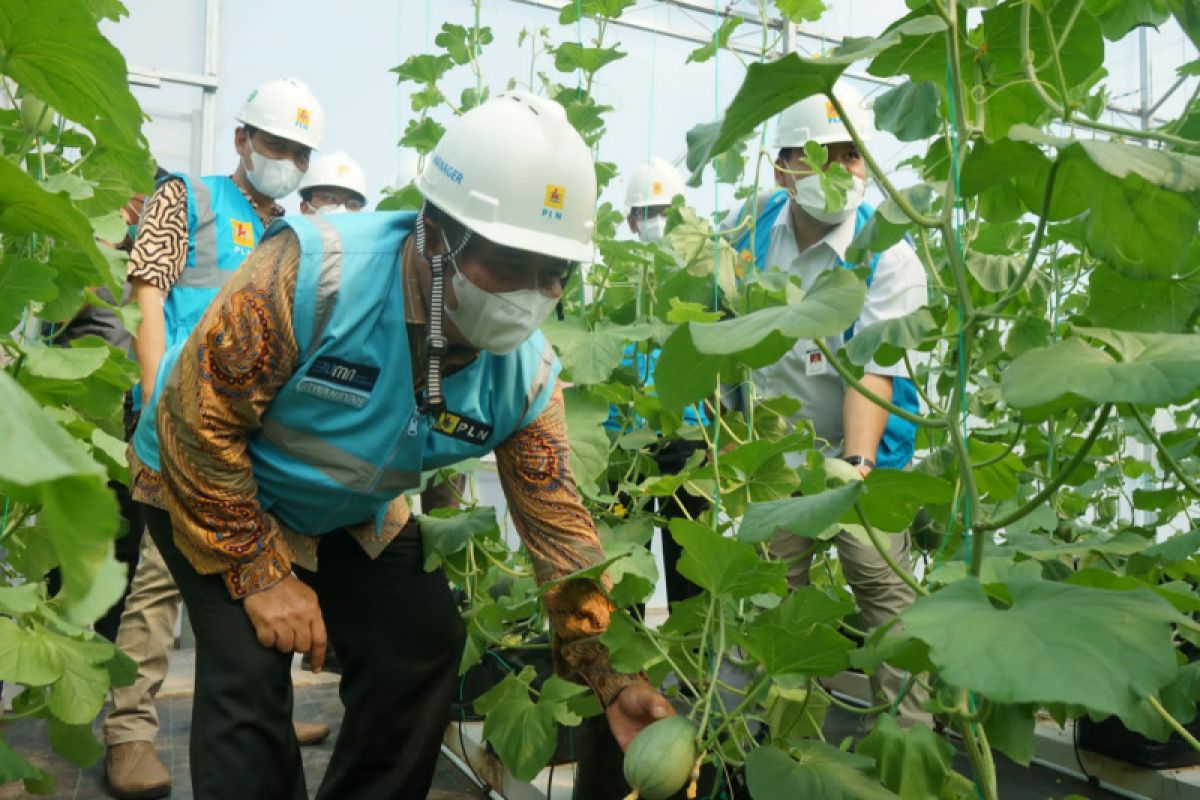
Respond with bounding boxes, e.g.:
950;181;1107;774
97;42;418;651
311;189;365;212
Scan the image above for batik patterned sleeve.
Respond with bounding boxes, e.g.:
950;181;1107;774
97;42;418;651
494;383;643;707
127;178;189;291
156;230;303;599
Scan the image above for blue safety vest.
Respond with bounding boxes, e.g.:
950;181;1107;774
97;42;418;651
732;190;919;469
134;211;560;535
161;173;265;350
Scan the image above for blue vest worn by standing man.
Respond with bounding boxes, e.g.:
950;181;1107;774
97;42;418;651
732;189;919;469
134;211;560;536
161;173;265;350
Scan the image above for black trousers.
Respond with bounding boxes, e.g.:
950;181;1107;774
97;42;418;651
145;507;466;800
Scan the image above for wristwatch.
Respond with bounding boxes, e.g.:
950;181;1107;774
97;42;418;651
843;455;876;469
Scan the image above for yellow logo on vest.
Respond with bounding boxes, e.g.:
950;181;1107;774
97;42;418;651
541;184;566;222
433;410;492;445
231;219;255;249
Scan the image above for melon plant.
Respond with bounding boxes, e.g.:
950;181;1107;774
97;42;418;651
0;0;153;792
408;1;1200;799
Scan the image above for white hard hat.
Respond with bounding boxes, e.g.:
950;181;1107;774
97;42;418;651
772;81;873;150
235;78;325;150
625;157;687;210
417;91;596;263
299;151;367;200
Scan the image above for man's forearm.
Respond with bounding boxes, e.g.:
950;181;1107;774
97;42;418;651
132;279;166;400
843;373;893;464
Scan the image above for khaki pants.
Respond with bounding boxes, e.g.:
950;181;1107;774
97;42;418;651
769;527;930;725
104;534;183;745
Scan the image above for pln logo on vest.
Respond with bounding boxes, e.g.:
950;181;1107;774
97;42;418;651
231;219;255;249
541;184;566;222
295;107;311;130
434;411;492;445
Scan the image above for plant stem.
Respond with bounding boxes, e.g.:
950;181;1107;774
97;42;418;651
984;159;1062;314
1148;696;1200;752
971;421;1025;468
815;340;948;428
828;94;940;228
976;403;1113;532
854;503;927;596
957;714;999;800
1129;404;1200;498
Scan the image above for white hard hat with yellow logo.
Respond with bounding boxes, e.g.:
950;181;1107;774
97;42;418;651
417;91;596;263
299;151;367;200
235;77;325;151
772;81;873;150
624;157;687;210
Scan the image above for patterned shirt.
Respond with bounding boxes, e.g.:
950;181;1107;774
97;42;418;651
126;176;285;291
128;229;637;704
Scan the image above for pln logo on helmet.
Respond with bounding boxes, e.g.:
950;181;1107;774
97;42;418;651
542;184;566;221
824;100;842;125
295;107;311;130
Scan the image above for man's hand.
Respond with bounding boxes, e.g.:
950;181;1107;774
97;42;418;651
605;681;674;750
242;574;328;672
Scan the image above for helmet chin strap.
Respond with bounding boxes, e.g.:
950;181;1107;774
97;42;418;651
414;204;470;415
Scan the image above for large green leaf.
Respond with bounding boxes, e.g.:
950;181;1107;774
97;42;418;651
1009;127;1200;276
473;668;584;782
543;318;627;385
1086;0;1171;39
857;716;964;800
1084;264;1200;333
738;589;856;678
417;506;499;571
738;482;863;544
873;81;941;142
979;2;1104;140
0;0;148;170
563;386;611;488
689;268;866;356
47;638;109;724
855;469;954;534
0;618;64;686
745;743;899;800
671;519;788;599
0;257;56;332
1001;328;1200;410
685;15;946;177
845;309;936;367
46;717;104;768
653;324;723;412
0;159;112;281
901;578;1183;717
0;370;105;487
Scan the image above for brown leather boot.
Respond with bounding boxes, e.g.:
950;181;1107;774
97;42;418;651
104;741;171;799
293;719;331;747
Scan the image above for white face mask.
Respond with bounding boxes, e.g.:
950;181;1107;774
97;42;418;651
636;215;667;244
245;148;304;199
315;203;347;216
445;259;559;355
792;174;866;225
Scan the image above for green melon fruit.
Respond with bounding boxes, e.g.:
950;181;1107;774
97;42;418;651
824;456;864;485
19;93;54;135
622;715;697;800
